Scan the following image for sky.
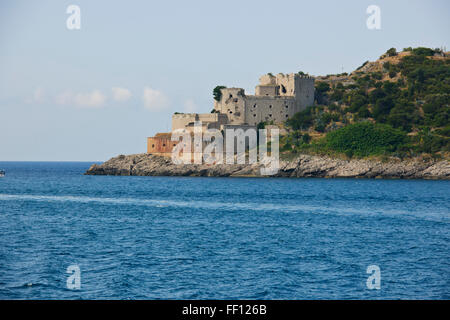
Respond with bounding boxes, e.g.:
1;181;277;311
0;0;449;161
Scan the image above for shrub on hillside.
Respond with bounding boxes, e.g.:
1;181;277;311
386;48;398;57
314;82;330;104
286;107;315;130
324;122;406;157
411;47;435;56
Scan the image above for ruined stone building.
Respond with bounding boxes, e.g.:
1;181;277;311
147;73;315;156
214;73;314;126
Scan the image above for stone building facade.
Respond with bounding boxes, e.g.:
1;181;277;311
147;73;314;156
172;113;228;133
214;73;314;126
147;133;176;157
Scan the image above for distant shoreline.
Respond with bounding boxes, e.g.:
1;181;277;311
85;153;450;180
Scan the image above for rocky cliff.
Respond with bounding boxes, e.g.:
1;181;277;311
85;154;450;179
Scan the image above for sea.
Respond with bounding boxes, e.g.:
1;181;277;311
0;161;448;299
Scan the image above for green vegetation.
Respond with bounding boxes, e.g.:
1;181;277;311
323;122;406;157
256;121;266;130
356;60;369;71
386;47;398;57
213;85;227;101
282;47;450;159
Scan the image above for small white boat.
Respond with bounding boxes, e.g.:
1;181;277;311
0;170;5;177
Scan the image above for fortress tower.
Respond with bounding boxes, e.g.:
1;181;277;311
214;73;314;126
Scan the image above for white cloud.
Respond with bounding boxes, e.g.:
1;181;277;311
33;87;45;103
142;87;169;111
183;98;197;113
55;90;106;108
111;87;132;102
26;87;46;103
74;90;106;108
55;91;74;105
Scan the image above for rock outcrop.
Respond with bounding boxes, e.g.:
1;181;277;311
85;153;450;179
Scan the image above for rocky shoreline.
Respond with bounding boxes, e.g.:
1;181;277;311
85;153;450;179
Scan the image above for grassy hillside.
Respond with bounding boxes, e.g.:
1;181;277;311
280;47;450;160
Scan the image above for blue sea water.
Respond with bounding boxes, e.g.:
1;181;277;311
0;161;448;300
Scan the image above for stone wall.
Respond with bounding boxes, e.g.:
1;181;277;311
172;113;228;132
214;73;314;126
213;88;246;125
244;96;296;125
294;76;315;110
255;84;279;96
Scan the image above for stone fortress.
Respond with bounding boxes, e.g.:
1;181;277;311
147;73;315;156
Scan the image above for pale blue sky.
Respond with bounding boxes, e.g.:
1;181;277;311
1;0;449;161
